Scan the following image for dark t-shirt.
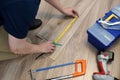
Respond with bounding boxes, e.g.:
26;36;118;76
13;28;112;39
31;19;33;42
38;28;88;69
0;0;21;9
0;0;40;39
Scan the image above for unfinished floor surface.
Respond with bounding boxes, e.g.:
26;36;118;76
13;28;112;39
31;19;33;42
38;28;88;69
0;0;120;80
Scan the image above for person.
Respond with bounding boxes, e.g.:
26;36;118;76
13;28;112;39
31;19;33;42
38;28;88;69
0;0;79;56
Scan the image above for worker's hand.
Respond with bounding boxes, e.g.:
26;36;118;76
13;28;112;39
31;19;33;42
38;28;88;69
38;41;56;53
62;7;79;17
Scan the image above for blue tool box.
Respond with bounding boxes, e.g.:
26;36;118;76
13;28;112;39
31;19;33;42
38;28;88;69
87;5;120;50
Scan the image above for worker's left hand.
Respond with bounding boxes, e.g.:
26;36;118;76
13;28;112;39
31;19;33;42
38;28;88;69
62;7;79;17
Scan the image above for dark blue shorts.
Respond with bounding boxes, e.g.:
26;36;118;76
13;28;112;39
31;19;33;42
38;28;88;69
0;0;41;39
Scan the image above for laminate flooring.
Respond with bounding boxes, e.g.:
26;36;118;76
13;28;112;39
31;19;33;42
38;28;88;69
0;0;120;80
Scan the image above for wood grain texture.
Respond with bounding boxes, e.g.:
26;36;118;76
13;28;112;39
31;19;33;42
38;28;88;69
0;0;120;80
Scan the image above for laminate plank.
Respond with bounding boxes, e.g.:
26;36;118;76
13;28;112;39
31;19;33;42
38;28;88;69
0;0;120;80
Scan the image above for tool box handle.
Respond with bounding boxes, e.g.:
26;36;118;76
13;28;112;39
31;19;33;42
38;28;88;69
105;14;118;22
99;14;120;30
72;60;86;77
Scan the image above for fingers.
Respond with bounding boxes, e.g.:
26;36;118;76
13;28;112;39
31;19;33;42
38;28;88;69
47;41;56;47
72;10;79;17
63;7;79;18
70;9;79;18
50;47;55;53
48;45;56;53
46;41;56;53
67;8;79;18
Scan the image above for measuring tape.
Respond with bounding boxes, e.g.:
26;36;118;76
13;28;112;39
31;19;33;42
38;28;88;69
54;16;78;43
36;16;78;46
35;16;78;60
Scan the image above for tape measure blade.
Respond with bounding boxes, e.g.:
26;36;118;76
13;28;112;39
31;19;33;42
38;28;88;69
55;16;78;43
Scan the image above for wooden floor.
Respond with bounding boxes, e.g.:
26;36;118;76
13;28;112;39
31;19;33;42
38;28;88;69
0;0;120;80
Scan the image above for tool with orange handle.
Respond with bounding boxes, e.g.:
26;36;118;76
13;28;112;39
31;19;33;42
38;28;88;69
46;60;86;80
30;60;86;80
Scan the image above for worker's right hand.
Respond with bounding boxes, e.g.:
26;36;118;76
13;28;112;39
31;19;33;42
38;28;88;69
62;7;79;18
38;41;56;53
